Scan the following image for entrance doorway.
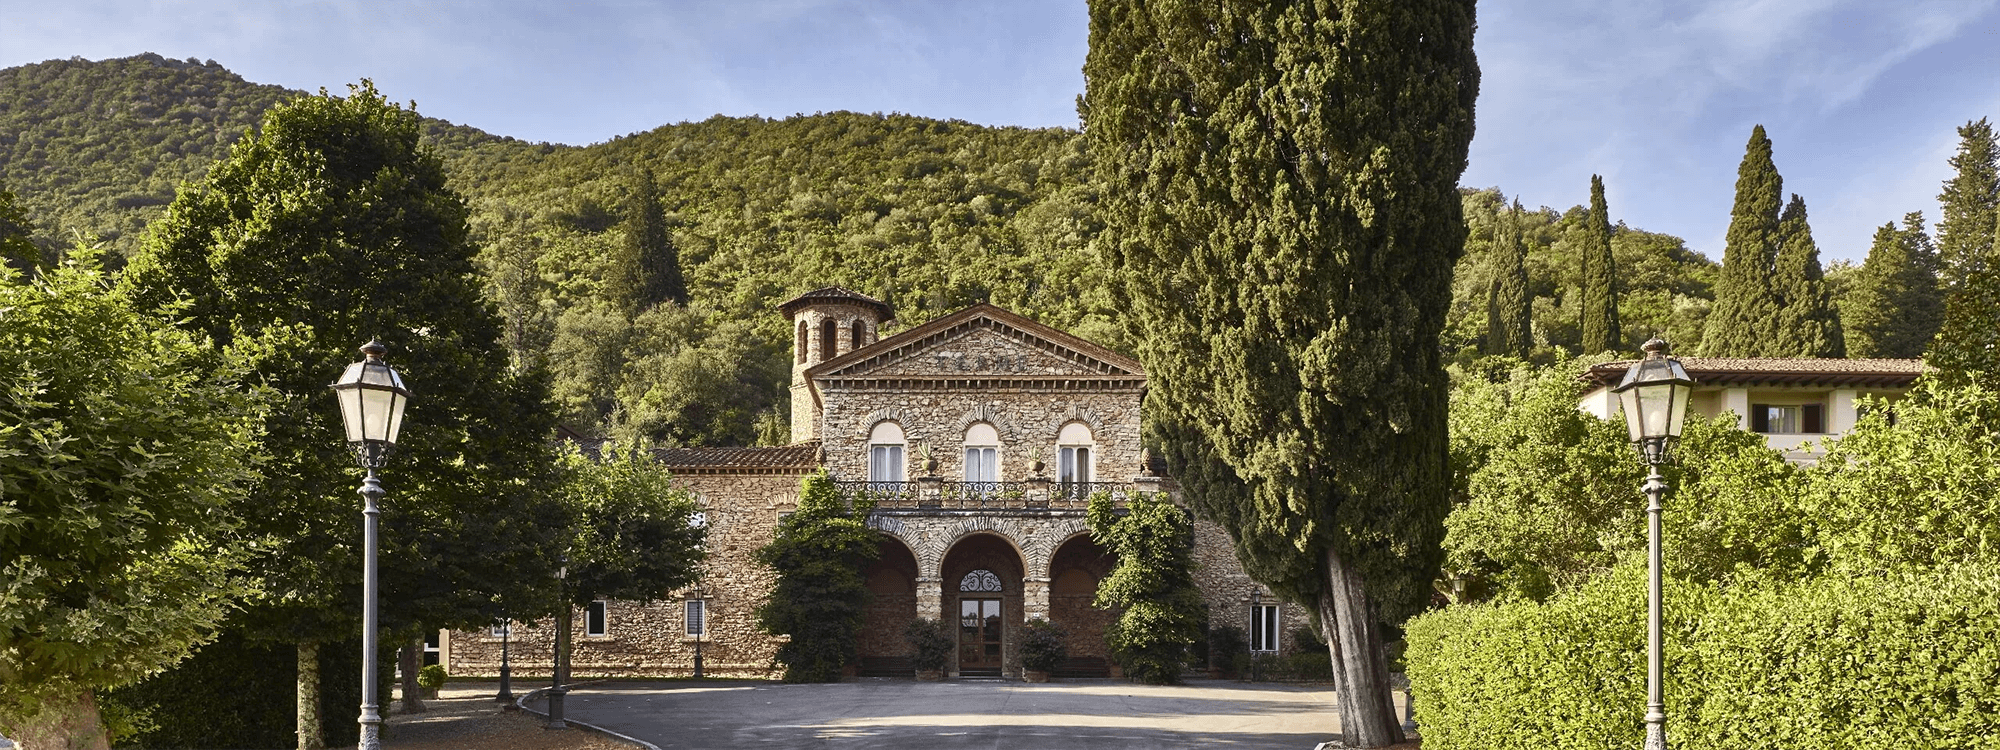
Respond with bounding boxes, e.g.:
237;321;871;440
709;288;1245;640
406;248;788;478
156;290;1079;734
958;597;1003;675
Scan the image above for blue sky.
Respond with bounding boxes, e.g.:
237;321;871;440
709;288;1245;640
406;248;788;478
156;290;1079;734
5;0;1997;263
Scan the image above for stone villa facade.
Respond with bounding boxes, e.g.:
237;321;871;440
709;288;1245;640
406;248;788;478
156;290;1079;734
444;288;1311;680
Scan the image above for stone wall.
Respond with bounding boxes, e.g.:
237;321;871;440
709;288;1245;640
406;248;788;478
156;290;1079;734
820;385;1146;487
1190;517;1318;661
789;301;887;443
446;471;807;679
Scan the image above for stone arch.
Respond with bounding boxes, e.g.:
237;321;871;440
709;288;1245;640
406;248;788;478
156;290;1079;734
1060;405;1107;436
862;407;916;436
857;532;921;668
956;404;1021;442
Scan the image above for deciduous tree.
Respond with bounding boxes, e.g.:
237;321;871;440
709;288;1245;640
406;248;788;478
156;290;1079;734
1087;491;1205;684
0;249;261;750
1085;1;1477;744
119;81;566;749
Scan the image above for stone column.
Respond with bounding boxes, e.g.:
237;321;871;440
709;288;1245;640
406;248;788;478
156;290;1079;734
916;576;944;621
1022;577;1052;622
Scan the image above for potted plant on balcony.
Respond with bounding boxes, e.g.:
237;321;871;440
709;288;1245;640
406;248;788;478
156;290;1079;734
1021;619;1067;683
906;617;951;681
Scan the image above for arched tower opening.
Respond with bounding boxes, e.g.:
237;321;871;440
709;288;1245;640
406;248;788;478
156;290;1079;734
777;287;895;444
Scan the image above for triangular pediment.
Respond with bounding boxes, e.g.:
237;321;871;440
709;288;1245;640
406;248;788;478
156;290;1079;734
807;304;1144;382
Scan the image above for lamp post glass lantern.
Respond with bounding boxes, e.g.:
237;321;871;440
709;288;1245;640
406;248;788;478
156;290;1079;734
330;340;412;750
1611;337;1694;750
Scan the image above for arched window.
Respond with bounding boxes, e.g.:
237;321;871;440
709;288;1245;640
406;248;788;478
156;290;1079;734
850;320;864;352
820;318;838;360
868;421;905;484
1057;422;1093;488
796;320;808;364
963;422;1000;483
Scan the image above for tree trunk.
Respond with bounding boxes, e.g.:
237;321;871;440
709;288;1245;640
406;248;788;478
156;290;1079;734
7;686;111;750
296;641;325;750
398;637;426;713
1318;546;1403;748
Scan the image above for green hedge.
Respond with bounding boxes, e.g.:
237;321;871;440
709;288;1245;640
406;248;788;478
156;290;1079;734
105;629;391;750
1406;564;2000;750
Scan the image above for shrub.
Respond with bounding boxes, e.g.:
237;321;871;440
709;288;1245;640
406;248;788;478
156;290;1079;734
903;618;952;674
1088;491;1205;684
755;472;878;682
1405;563;2000;750
1020;619;1068;673
1208;625;1246;672
104;630;387;750
417;664;447;691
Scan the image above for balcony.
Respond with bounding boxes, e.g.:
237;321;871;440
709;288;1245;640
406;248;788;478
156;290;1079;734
834;480;1137;511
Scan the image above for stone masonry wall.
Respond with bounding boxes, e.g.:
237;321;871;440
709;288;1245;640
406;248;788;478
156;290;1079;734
1190;517;1318;661
446;471;806;679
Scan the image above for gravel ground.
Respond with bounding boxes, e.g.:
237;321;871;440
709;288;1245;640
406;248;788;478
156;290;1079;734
373;682;637;750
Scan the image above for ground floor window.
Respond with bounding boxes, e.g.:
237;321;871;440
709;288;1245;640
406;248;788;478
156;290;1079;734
1250;603;1280;653
490;620;510;638
587;600;609;637
685;599;706;638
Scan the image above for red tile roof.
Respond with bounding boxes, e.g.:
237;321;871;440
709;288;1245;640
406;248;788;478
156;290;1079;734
1583;357;1924;389
654;441;822;470
778;286;894;320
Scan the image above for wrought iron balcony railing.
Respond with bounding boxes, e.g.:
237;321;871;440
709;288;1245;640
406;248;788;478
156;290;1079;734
833;480;1138;511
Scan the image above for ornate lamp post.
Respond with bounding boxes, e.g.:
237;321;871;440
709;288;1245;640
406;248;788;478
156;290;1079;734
547;557;569;730
495;619;514;705
1611;338;1695;750
688;584;706;679
330;341;412;750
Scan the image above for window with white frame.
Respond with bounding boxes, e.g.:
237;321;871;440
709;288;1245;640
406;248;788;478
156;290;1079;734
586;600;608;637
684;599;707;638
489;620;511;638
868;421;906;483
1250;603;1281;653
963;422;1000;483
1057;422;1093;487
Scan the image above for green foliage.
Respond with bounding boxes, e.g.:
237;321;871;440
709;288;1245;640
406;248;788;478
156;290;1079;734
0;184;40;271
602;168;687;311
118;80;567;647
1445;360;1806;600
0;249;261;743
104;630;384;750
1406;563;2000;750
1844;214;1942;358
1020;619;1069;673
755;471;878;682
903;618;952;673
1770;195;1844;356
1802;380;2000;572
1088;491;1204;684
559;440;706;608
417;664;447;690
1935;117;1998;288
1579;176;1619;354
1207;625;1246;674
1483;200;1533;357
1703;125;1786;357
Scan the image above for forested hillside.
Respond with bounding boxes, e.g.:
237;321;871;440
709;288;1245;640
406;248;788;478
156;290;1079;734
2;54;1717;443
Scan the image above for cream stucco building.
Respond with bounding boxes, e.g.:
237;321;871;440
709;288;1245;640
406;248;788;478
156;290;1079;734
1578;357;1925;462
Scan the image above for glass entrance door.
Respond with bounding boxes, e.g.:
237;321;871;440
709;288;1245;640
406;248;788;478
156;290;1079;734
958;598;1002;675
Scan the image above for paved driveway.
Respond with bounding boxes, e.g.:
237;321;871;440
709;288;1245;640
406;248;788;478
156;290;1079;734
546;679;1350;749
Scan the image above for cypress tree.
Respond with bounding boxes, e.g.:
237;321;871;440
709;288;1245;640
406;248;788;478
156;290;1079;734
1485;199;1531;357
1085;1;1477;745
605;167;687;311
1935;118;1998;289
1929;204;2000;384
1580;175;1619;353
1844;214;1942;358
1703;125;1785;357
1770;194;1844;356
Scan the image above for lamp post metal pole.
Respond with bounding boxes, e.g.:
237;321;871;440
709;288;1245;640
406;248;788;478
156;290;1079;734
1643;448;1668;750
497;620;514;704
547;561;568;729
357;468;385;750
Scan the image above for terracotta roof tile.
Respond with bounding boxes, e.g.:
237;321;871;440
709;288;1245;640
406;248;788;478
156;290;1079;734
654;441;822;470
1583;357;1925;388
778;286;894;319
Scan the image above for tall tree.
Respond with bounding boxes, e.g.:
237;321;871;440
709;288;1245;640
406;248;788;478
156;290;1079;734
1770;195;1844;357
604;167;688;311
1844;214;1943;358
0;184;39;273
1085;1;1478;745
1703;125;1785;357
120;82;567;749
1485;199;1531;357
1929;211;2000;385
1580;175;1619;353
755;472;878;683
1935;118;1998;289
0;248;261;750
